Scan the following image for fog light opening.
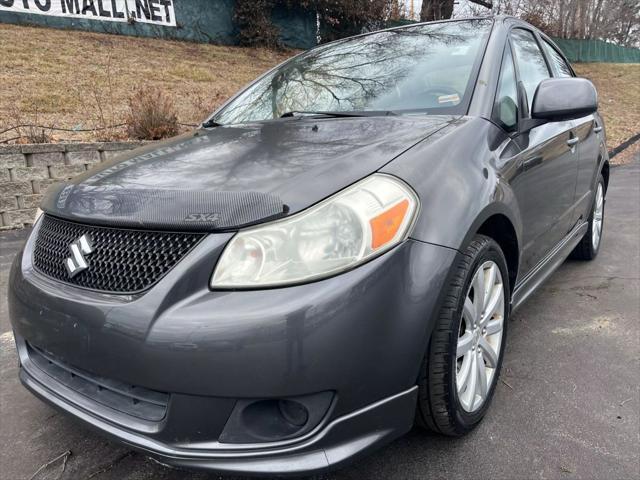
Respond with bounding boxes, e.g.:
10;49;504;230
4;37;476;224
278;399;309;427
219;391;334;444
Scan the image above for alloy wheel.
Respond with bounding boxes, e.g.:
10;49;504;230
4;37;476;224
592;183;604;251
456;261;505;413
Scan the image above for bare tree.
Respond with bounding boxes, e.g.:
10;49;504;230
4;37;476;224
460;0;639;46
420;0;493;21
420;0;455;20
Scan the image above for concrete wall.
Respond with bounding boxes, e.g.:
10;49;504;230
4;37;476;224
0;0;317;49
0;142;144;230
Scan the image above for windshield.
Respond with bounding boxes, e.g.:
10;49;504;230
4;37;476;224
213;19;492;125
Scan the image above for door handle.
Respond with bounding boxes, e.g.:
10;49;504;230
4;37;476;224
594;126;603;133
567;137;579;147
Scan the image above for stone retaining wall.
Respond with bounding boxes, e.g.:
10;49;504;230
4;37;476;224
0;142;145;230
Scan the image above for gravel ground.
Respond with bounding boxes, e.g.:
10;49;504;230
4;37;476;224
0;154;638;480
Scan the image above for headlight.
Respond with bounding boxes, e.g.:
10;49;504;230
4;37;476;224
211;174;419;288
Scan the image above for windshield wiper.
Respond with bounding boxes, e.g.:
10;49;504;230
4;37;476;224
280;110;397;119
202;118;222;128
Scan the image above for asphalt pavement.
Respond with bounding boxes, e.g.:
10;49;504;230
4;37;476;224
1;155;638;480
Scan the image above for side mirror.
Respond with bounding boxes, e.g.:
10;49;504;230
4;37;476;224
531;77;598;121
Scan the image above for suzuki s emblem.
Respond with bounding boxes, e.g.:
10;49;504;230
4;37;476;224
65;234;94;278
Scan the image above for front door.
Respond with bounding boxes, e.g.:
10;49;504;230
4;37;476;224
508;28;579;276
540;37;602;228
511;122;579;274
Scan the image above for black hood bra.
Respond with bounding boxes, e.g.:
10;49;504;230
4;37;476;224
41;183;286;232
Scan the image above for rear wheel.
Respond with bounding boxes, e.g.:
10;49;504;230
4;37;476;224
416;235;509;436
571;174;605;261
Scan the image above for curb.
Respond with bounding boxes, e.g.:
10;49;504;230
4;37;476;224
608;132;640;160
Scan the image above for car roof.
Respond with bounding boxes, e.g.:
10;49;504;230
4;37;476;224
378;15;540;34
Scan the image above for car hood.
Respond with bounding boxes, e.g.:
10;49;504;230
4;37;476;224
42;115;456;231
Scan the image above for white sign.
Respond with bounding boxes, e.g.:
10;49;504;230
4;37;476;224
0;0;177;27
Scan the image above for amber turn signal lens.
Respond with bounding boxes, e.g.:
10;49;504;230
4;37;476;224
370;199;410;249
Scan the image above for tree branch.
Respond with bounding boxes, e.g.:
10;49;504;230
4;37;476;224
469;0;493;8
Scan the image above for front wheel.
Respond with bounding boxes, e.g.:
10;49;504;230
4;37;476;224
416;235;509;436
571;174;605;260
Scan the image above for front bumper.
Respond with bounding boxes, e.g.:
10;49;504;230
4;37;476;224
19;346;417;475
9;224;455;475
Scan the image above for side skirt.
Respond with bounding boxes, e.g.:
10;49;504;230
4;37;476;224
511;221;588;312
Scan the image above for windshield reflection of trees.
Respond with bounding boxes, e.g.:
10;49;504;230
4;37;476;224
216;20;490;124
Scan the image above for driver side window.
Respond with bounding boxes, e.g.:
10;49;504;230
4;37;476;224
493;45;518;131
510;29;551;112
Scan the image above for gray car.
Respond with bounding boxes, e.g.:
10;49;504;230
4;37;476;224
8;16;608;476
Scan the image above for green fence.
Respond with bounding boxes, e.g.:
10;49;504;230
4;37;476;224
551;38;640;63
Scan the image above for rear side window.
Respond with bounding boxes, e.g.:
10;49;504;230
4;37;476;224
510;29;551;110
541;39;573;77
493;46;518;131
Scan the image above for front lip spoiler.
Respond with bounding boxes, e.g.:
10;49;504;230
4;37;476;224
19;362;417;476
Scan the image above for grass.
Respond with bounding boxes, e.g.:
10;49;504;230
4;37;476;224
0;24;292;142
574;63;640;145
0;23;638;162
573;63;640;162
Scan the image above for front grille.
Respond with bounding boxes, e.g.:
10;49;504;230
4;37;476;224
27;342;169;422
33;215;205;294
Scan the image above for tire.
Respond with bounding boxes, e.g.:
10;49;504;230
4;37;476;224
416;235;510;436
570;174;605;261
